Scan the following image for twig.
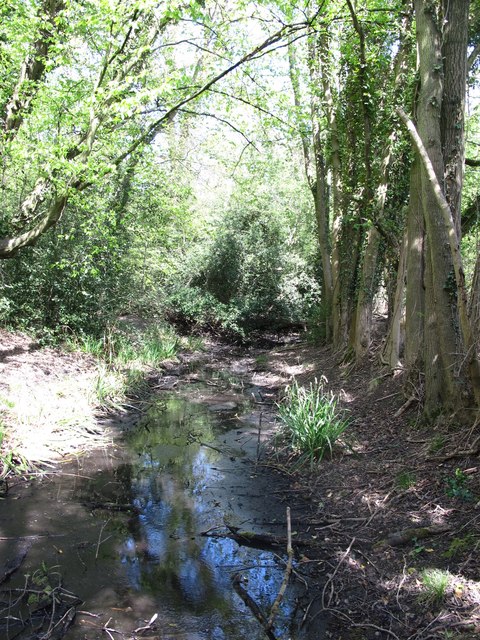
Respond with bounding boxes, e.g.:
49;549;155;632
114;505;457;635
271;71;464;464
375;391;401;402
95;519;110;560
134;612;158;633
267;507;293;630
256;412;263;461
322;538;355;608
427;433;480;462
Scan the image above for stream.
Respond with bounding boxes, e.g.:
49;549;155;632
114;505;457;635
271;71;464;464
0;370;317;640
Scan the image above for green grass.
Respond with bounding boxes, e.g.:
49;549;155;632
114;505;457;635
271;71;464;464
419;568;450;604
75;326;181;367
277;378;350;464
0;424;29;478
395;470;417;489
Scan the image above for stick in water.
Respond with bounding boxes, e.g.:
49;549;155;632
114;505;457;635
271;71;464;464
267;506;293;629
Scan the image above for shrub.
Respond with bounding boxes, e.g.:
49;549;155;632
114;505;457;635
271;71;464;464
277;378;350;463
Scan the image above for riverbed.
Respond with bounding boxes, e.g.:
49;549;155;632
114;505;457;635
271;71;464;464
0;367;317;640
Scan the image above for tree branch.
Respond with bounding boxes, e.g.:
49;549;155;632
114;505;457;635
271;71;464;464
177;108;260;150
115;15;318;164
467;42;480;72
3;0;65;139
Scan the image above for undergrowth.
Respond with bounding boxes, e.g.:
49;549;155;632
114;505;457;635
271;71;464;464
67;324;192;409
277;377;349;464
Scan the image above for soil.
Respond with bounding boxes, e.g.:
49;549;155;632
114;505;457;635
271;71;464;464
1;329;479;639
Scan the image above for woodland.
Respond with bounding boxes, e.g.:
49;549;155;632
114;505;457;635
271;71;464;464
1;2;480;639
0;0;479;417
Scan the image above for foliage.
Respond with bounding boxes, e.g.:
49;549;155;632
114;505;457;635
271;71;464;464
0;422;29;478
164;151;320;335
444;468;474;502
277;377;350;464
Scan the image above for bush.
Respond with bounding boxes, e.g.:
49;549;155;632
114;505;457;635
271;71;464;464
277;378;350;464
164;201;320;335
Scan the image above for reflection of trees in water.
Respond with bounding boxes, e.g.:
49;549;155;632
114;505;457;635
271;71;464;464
117;393;294;637
120;395;228;613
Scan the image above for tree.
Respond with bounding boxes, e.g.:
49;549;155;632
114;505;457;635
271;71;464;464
400;0;480;413
0;0;316;258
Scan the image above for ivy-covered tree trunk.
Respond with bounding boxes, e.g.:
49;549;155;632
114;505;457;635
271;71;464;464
406;0;480;413
289;36;333;342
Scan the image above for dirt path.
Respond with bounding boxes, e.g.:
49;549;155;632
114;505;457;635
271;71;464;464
0;331;479;638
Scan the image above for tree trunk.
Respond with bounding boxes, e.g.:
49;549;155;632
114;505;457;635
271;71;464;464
469;252;480;340
382;228;407;370
441;0;470;240
318;32;343;349
411;0;478;413
404;157;425;377
289;35;333;342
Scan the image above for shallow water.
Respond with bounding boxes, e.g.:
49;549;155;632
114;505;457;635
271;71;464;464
0;380;313;639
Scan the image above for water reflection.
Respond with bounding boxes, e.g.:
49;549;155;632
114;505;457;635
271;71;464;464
119;394;298;638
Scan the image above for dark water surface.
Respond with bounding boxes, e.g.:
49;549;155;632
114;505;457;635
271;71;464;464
0;380;313;639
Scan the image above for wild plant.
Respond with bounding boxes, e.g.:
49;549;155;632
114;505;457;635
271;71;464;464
419;568;450;604
277;377;349;464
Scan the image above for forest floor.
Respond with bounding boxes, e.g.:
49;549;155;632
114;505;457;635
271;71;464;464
0;329;479;639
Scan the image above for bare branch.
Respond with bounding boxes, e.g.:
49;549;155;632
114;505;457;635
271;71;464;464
115;14;319;164
468;42;480;72
177;108;260;150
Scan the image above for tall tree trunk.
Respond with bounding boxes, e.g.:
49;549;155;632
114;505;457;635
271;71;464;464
441;0;470;240
289;37;333;342
408;0;480;413
318;32;343;349
469;251;480;340
382;228;407;370
404;157;425;377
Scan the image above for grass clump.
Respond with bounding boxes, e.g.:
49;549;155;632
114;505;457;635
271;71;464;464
419;568;450;604
395;470;417;489
277;377;349;464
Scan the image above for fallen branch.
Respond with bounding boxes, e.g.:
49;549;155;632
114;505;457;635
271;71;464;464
82;501;139;513
427;434;480;462
394;395;417;418
233;573;278;640
267;507;293;630
375;523;451;548
202;524;313;550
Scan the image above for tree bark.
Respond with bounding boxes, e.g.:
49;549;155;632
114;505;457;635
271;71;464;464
382;227;407;369
405;0;480;412
404;157;425;377
441;0;470;240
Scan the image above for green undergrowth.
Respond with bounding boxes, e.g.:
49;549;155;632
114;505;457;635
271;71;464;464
277;377;350;465
418;568;451;605
0;423;29;480
68;323;201;410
